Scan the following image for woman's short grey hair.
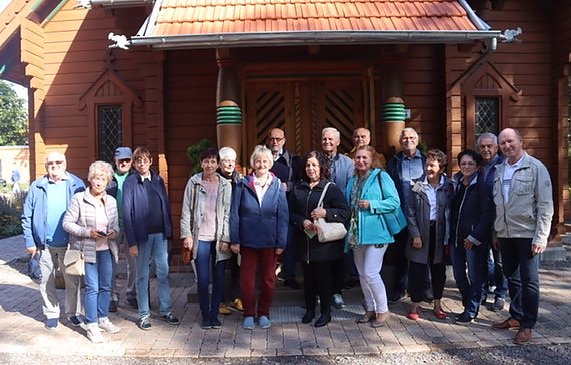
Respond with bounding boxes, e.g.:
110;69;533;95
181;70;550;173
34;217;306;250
219;146;237;161
249;145;274;169
87;161;114;183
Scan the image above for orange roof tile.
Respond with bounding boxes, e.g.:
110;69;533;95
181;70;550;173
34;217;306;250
130;0;501;49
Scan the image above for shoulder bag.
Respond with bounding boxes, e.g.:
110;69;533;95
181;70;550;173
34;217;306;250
63;241;85;276
315;182;348;243
378;173;408;236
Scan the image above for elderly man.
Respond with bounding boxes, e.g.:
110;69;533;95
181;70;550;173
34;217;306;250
385;127;427;303
22;151;86;330
491;128;553;345
321;127;354;308
347;127;371;159
107;147;137;312
123;147;180;330
477;133;507;312
266;128;301;289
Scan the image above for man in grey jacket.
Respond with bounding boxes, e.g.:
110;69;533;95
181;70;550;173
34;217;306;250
491;128;553;345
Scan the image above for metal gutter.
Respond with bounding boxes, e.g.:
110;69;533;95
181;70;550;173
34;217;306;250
76;0;152;9
125;30;502;50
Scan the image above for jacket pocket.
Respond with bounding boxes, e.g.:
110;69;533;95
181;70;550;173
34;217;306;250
513;176;534;195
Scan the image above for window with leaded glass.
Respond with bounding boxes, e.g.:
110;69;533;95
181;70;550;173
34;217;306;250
97;105;122;163
475;97;499;136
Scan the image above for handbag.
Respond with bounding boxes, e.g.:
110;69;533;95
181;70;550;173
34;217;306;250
182;183;199;264
63;248;85;276
378;173;408;236
315;182;347;242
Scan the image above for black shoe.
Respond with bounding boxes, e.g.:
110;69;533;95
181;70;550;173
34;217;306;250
301;311;315;324
108;300;118;313
284;279;301;290
314;313;331;328
455;313;474;325
138;316;152;331
423;293;434;303
200;317;212;330
388;292;405;304
162;312;180;325
210;317;222;329
127;298;138;309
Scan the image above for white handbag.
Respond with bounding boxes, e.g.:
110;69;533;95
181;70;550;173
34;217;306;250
315;182;347;243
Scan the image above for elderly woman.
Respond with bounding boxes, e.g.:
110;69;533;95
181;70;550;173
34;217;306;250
230;145;289;330
181;148;232;330
289;150;350;327
216;146;244;314
63;161;120;343
345;146;400;327
450;149;494;324
404;149;454;321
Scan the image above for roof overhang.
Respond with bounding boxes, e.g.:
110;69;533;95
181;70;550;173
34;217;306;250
128;30;502;50
76;0;152;9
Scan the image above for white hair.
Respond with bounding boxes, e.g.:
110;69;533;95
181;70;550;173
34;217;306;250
219;146;237;161
249;145;274;169
45;151;66;164
477;132;498;146
322;127;340;140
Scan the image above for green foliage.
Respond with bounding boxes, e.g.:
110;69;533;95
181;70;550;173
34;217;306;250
185;139;213;175
0;193;25;238
0;80;27;146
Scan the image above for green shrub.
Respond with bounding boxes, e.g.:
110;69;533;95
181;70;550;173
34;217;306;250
0;193;25;239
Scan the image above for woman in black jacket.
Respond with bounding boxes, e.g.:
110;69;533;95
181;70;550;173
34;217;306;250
289;150;350;327
449;149;494;324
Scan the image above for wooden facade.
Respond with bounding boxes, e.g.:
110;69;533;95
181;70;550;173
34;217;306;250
1;0;569;265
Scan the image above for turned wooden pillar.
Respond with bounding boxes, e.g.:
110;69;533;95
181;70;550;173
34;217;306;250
379;55;406;159
216;48;242;159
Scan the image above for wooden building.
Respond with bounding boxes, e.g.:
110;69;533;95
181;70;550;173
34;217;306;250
1;0;569;260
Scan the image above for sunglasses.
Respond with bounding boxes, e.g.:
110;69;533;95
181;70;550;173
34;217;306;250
46;160;64;166
118;158;132;164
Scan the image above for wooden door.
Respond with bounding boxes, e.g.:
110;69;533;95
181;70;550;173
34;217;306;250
244;79;364;160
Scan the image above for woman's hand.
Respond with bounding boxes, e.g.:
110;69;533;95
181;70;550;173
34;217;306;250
463;238;474;250
183;237;194;250
275;248;284;255
230;243;240;254
303;219;318;232
220;241;230;252
310;207;326;220
107;229;117;240
89;229;101;239
412;236;422;249
357;200;370;210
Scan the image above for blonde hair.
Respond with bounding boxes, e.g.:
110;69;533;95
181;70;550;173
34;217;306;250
87;161;114;183
249;145;274;169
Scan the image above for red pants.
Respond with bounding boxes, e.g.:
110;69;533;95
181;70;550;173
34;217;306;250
239;246;278;317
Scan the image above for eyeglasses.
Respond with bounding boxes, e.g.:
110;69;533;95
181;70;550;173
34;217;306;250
46;160;64;166
266;137;284;142
118;158;132;164
459;162;477;167
135;158;151;164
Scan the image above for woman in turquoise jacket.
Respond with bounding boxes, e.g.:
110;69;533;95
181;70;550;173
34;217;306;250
345;146;401;328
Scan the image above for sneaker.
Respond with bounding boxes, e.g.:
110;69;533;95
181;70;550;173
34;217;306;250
98;318;121;333
138;316;152;331
86;324;104;343
210;317;222;329
258;315;271;329
45;318;58;330
231;298;244;312
455;313;474;324
126;298;138;309
162;312;180;325
108;300;118;313
219;303;232;315
243;316;255;330
200;317;212;330
333;294;345;309
68;315;83;327
492;297;505;312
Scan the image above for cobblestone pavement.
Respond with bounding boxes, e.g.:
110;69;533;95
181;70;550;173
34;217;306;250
1;235;570;362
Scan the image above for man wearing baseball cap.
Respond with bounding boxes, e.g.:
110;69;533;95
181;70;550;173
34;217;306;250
107;147;137;311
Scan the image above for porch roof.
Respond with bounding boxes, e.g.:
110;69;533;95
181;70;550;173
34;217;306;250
126;0;502;49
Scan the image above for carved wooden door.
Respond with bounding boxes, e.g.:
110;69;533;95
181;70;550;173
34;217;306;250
244;79;364;159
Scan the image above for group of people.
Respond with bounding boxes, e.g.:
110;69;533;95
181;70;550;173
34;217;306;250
22;124;553;345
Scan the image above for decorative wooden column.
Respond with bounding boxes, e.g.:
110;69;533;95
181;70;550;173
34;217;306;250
216;48;242;159
379;54;406;159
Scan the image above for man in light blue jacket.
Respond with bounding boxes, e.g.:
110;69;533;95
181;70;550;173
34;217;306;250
22;151;85;330
491;128;553;345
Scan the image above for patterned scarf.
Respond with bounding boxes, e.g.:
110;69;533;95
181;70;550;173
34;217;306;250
347;170;372;249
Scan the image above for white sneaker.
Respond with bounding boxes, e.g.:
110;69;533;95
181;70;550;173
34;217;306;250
86;323;104;343
98;318;121;333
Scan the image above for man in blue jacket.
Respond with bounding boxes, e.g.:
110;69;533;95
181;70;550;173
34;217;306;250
22;151;85;330
123;147;180;330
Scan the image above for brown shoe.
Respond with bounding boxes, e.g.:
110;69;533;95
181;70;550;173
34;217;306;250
491;318;520;330
356;311;376;323
370;311;390;328
514;328;532;344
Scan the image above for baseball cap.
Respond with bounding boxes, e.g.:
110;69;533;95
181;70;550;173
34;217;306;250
115;147;133;159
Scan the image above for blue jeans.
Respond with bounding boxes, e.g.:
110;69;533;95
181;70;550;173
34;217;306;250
451;242;487;318
136;233;172;318
499;237;539;329
84;249;113;324
195;240;227;319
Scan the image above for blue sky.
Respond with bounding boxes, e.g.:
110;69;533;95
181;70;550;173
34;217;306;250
0;0;10;13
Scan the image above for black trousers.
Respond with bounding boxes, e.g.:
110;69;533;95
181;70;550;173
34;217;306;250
303;261;333;314
408;223;445;303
